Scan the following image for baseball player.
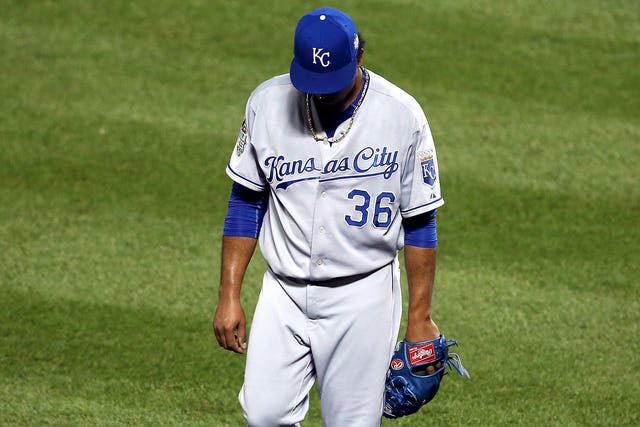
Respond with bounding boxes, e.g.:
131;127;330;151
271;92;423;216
213;7;444;426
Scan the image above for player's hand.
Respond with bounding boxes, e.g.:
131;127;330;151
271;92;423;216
404;318;441;374
213;298;247;354
405;317;440;342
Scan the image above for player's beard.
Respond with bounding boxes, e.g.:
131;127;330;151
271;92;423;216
315;92;347;107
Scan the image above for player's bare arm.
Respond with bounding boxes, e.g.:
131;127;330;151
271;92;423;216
213;235;257;354
404;245;440;343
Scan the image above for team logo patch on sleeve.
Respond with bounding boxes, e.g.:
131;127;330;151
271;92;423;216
236;119;248;156
418;150;437;186
408;342;437;365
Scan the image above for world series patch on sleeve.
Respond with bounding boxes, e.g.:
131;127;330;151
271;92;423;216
383;335;470;419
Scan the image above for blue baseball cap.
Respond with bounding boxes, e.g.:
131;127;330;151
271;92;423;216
290;7;360;95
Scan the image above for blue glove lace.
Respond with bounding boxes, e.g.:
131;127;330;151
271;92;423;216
446;352;470;378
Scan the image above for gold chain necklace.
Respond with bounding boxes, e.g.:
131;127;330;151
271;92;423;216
305;67;370;144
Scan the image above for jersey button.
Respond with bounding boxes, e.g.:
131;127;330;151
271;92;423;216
321;192;328;199
319;226;325;234
316;258;324;266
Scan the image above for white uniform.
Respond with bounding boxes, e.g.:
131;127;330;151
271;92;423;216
227;70;443;426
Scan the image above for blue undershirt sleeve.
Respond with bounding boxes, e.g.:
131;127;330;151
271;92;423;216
403;209;438;248
223;182;268;239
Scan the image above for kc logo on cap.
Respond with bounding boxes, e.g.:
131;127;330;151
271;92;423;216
312;48;331;68
290;7;359;95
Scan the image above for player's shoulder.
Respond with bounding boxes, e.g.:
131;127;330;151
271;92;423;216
367;70;427;124
248;74;296;102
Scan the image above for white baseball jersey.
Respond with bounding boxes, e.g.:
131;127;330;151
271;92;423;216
227;69;443;282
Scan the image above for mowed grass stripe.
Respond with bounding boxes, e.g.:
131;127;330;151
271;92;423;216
0;288;244;426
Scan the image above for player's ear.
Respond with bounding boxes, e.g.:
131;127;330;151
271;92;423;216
357;32;365;65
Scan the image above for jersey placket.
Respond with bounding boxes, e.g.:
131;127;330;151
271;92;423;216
307;139;347;281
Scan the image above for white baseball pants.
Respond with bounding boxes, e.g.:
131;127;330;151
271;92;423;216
239;259;402;427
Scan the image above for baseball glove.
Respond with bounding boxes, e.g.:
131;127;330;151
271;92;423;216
383;334;470;419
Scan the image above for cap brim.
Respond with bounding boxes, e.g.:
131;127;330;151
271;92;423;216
290;59;357;95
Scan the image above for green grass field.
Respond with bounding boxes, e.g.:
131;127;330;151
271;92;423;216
1;0;638;425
